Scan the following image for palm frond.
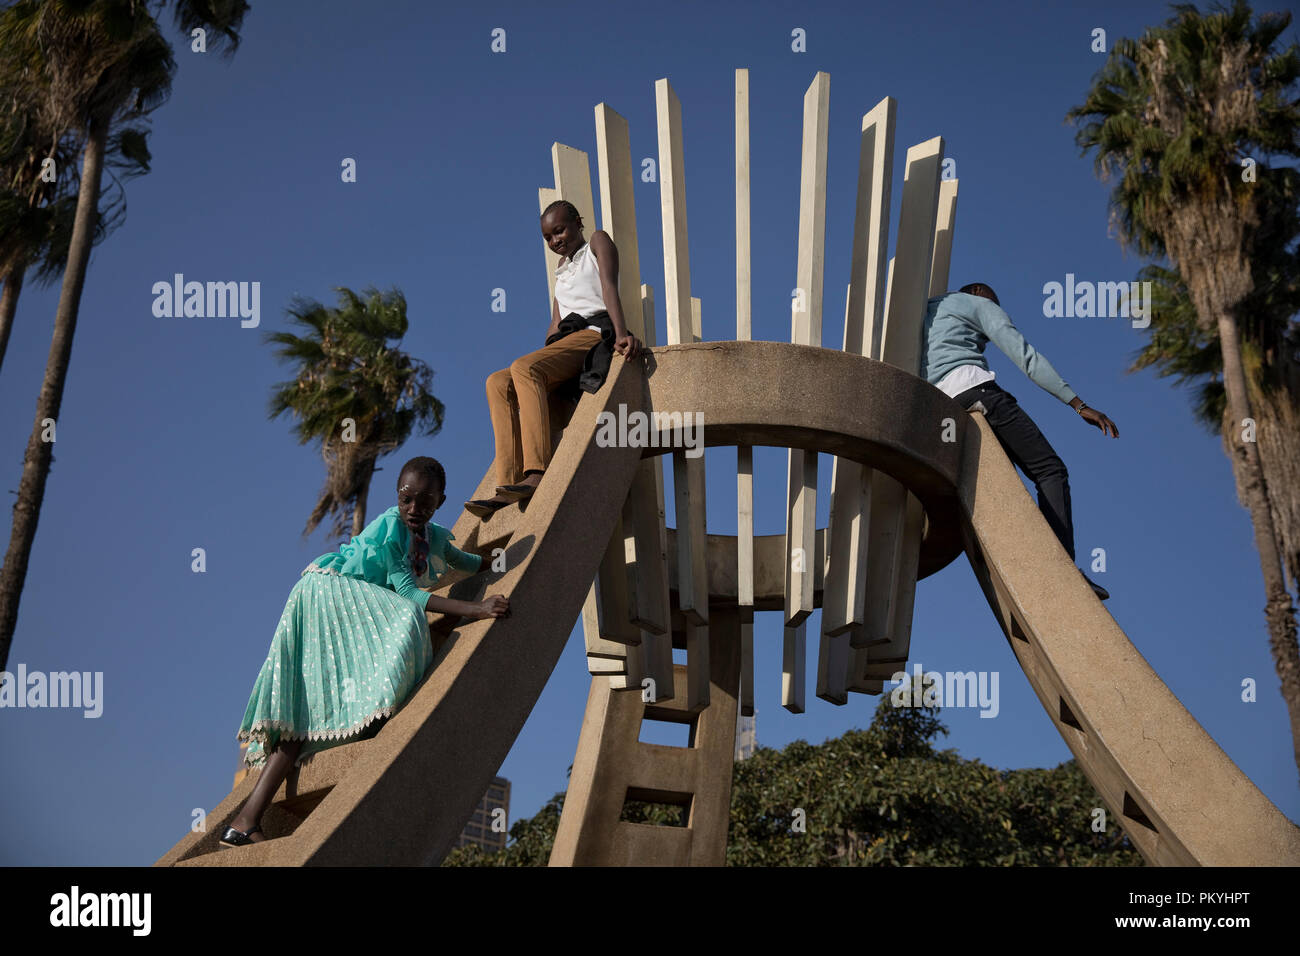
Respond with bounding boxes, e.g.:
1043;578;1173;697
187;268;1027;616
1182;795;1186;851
264;284;447;538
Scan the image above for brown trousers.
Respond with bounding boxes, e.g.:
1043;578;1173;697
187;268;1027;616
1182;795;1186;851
486;328;601;487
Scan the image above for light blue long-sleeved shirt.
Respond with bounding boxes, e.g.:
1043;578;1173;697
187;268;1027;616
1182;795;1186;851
920;292;1077;404
308;506;482;611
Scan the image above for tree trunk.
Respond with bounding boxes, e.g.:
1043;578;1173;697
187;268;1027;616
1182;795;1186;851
0;265;27;377
1252;377;1300;595
351;460;372;538
1214;308;1300;779
0;120;105;671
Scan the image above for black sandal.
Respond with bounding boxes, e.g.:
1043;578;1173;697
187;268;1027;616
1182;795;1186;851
219;824;263;848
465;499;509;519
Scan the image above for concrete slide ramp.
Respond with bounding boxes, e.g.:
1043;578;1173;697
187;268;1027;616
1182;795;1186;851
960;411;1300;866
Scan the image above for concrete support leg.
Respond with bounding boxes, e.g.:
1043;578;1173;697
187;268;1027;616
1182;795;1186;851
550;607;741;866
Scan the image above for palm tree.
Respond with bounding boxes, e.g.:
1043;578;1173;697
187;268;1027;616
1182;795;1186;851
0;79;154;374
1068;0;1300;776
0;46;80;374
265;286;446;541
1131;170;1300;595
0;0;248;672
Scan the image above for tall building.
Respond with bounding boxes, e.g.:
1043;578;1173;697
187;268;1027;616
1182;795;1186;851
735;710;757;761
455;776;511;852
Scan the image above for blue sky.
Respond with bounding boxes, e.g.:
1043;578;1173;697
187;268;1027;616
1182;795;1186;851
1;0;1297;865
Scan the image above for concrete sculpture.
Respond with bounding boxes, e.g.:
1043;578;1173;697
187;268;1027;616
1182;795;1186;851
158;71;1300;868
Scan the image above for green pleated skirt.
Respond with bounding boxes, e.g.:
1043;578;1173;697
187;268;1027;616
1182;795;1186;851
237;564;433;769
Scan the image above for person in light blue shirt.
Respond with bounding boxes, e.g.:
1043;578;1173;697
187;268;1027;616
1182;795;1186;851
922;283;1119;600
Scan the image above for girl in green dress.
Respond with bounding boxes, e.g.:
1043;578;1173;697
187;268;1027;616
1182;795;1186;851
221;456;508;847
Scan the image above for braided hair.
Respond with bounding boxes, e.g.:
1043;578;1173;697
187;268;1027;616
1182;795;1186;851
541;199;583;228
398;456;446;577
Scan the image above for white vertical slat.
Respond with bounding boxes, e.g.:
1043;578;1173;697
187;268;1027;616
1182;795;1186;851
551;145;639;649
817;292;855;704
683;295;710;710
735;68;755;718
878;138;943;370
546;179;628;679
876;178;959;665
607;633;646;690
816;626;850;705
782;621;806;714
928;179;958;299
594;518;641;645
539;186;560;311
739;609;755;718
621;469;670;632
845;624;871;692
735;68;753;343
583;584;628;674
656;78;709;628
552;144;597;263
686;621;711;710
595;106;646;339
860;139;944;680
595;104;670;639
823;97;895;638
857;254;899;655
783;71;830;629
635;285;674;701
848;259;898;690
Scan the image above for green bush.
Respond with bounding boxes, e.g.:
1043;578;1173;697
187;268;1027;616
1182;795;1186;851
442;697;1142;867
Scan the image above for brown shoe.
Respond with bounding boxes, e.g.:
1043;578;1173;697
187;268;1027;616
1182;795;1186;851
465;499;509;519
494;483;537;502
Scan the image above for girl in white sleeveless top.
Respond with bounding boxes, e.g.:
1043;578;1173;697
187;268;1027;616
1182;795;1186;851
466;202;642;518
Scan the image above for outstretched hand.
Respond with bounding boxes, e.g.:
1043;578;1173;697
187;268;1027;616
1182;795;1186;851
475;594;510;619
1080;406;1119;438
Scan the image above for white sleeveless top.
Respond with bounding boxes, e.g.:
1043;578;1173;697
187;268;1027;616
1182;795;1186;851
554;241;606;318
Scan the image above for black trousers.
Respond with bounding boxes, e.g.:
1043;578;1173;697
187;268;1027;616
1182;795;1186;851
953;381;1075;561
